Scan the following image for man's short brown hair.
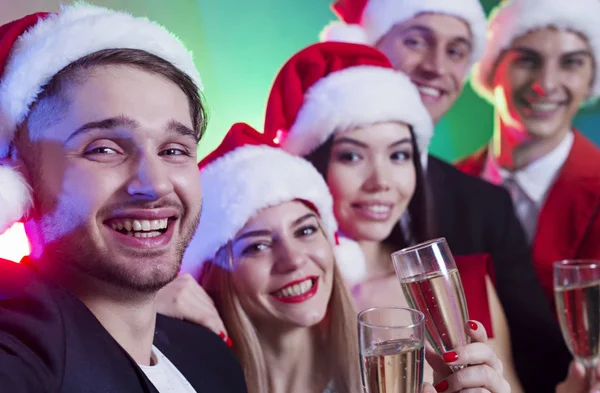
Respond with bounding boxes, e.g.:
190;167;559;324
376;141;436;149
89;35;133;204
23;48;207;142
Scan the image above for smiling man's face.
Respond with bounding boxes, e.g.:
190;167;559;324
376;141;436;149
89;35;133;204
16;64;203;292
376;12;473;123
492;27;593;145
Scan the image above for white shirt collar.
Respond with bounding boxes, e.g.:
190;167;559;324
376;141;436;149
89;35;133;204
483;131;574;205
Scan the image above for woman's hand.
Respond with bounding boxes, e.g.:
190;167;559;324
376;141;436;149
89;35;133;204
556;360;600;393
156;273;231;346
426;320;510;393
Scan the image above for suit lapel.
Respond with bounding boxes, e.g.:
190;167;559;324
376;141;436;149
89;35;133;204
427;156;452;237
533;132;600;262
154;317;206;392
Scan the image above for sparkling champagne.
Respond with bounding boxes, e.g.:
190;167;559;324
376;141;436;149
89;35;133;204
555;280;600;365
361;338;424;393
399;269;469;356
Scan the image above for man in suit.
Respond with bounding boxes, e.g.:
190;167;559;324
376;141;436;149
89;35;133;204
318;0;571;391
458;0;600;310
0;5;246;392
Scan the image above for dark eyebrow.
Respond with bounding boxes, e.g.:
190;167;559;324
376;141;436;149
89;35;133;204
333;137;368;148
67;115;138;142
66;115;198;143
401;25;472;49
389;138;412;148
334;136;412;149
234;229;272;243
233;213;318;244
167;120;199;143
449;37;472;50
292;213;317;227
510;47;593;59
509;47;541;57
561;50;593;58
400;25;434;36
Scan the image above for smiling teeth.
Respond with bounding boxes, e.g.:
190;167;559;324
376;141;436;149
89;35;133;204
110;219;168;234
364;205;391;213
274;279;313;298
418;86;442;97
531;103;558;111
131;231;162;238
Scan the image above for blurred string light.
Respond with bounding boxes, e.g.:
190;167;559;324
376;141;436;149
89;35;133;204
0;223;30;263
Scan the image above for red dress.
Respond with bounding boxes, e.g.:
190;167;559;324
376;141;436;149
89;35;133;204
455;254;495;337
456;131;600;308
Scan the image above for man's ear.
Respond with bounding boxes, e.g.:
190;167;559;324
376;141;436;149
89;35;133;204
0;150;33;233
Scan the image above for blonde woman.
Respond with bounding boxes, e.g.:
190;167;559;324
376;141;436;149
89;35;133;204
159;122;508;393
179;122;361;393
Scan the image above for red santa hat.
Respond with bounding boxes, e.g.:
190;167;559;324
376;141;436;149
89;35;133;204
264;42;433;162
319;0;487;69
471;0;600;103
181;123;366;285
0;3;202;234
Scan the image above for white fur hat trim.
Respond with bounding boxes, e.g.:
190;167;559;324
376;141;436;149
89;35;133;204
0;3;202;234
471;0;600;103
0;3;202;155
334;235;367;286
320;0;487;68
284;65;433;158
181;145;338;277
0;165;31;234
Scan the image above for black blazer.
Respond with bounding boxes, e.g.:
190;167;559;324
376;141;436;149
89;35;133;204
0;258;248;393
428;156;571;393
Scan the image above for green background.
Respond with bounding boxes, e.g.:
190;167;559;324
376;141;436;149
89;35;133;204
1;0;599;261
2;0;599;162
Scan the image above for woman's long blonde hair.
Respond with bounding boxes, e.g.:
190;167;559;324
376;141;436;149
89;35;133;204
200;231;362;393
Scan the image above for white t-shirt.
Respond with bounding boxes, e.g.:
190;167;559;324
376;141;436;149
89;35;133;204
139;346;197;393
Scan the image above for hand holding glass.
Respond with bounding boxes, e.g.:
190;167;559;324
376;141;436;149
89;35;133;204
358;307;425;393
391;238;470;369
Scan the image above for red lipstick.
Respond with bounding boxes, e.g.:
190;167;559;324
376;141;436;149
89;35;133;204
270;276;319;304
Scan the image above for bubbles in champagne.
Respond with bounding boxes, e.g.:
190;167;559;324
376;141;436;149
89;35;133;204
399;269;470;357
555;280;600;366
361;339;424;393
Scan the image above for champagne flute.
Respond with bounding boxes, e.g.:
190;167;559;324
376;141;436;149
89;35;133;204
358;307;425;393
391;238;470;370
554;260;600;387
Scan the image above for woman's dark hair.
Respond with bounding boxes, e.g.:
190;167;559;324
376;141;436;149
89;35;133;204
304;128;436;251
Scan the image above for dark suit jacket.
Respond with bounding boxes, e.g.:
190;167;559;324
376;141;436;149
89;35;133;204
0;258;248;393
428;155;571;393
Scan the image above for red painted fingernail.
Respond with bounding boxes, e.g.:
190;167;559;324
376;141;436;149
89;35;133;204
219;331;226;339
469;321;478;330
434;380;449;392
225;336;233;348
443;351;459;363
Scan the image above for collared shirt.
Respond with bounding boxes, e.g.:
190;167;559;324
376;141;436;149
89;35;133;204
482;132;574;242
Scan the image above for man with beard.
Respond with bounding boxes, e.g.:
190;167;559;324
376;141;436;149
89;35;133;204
317;0;571;391
0;4;246;393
